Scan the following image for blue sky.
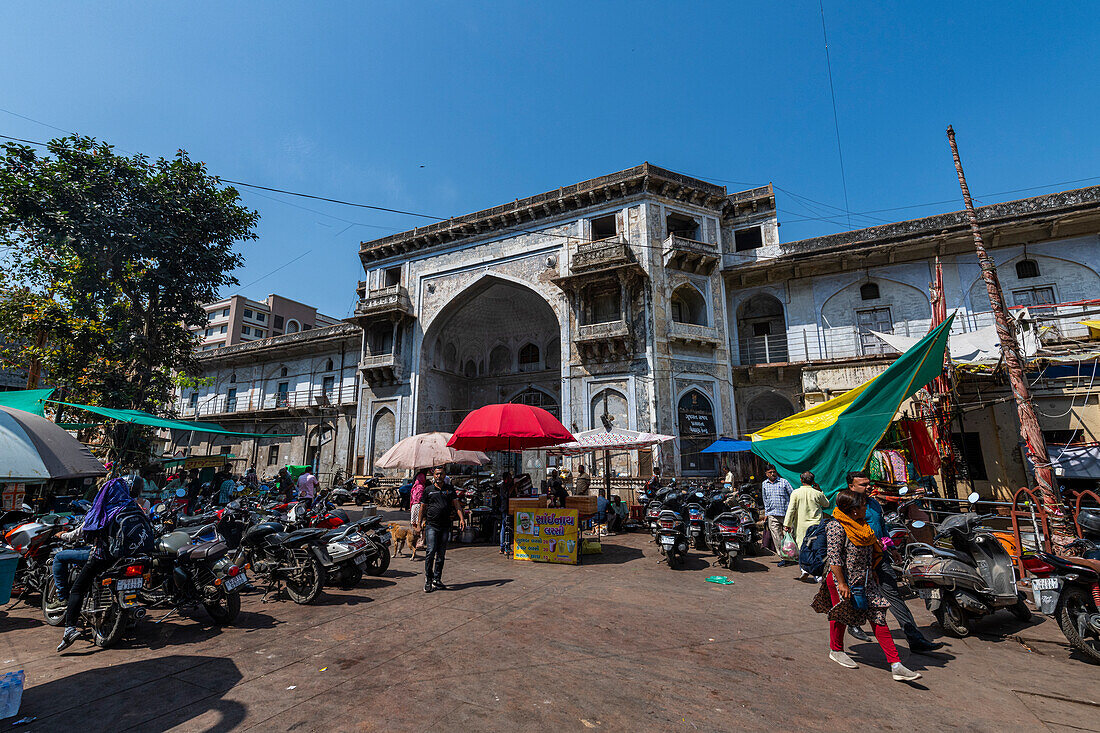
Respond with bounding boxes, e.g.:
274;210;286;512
3;2;1097;318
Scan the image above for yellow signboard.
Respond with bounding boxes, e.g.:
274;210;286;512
184;455;231;469
513;507;580;565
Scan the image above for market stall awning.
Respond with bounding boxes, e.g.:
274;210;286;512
547;427;675;456
48;401;300;437
1047;443;1100;480
751;315;954;500
0;405;106;481
701;438;753;453
0;388;55;417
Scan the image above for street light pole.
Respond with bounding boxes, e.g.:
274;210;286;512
946;125;1069;546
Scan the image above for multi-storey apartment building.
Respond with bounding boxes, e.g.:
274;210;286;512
193;293;340;351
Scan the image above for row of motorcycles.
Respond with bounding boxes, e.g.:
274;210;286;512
2;487;392;650
885;487;1100;662
639;481;761;570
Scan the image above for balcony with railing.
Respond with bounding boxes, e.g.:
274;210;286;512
177;384;358;418
570;236;633;274
352;284;413;322
663;234;719;275
667;321;721;348
360;351;403;386
575;319;633;361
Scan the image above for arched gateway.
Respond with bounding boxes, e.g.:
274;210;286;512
416;277;562;434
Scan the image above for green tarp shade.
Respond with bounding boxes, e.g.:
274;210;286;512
0;388;55;417
58;423;103;430
48;400;300;437
750;315;954;501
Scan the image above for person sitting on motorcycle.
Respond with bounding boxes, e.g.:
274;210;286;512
56;477;151;652
51;527;89;603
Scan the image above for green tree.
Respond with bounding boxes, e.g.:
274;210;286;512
0;135;258;465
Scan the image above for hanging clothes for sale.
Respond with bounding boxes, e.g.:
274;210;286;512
884;449;908;484
900;419;941;477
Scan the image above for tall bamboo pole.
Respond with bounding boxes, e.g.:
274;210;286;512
946;126;1070;546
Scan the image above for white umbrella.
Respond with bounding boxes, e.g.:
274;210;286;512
375;431;490;470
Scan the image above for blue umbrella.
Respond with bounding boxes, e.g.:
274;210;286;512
701;438;753;453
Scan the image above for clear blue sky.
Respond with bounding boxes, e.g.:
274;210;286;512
3;2;1097;318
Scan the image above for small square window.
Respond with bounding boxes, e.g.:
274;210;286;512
256;312;266;322
591;214;617;240
243;308;253;319
220;325;227;334
734;227;763;252
242;326;251;335
254;329;264;337
273;315;284;330
384;267;401;287
222;308;230;317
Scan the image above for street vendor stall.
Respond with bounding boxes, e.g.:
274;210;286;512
549;427;675;500
448;404;579;562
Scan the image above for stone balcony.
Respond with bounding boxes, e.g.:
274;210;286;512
352;285;413;323
360;352;403;386
570;237;634;274
662;235;720;275
667;321;721;348
575;319;634;362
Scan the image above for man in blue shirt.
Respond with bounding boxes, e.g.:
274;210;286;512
847;470;943;654
761;466;795;566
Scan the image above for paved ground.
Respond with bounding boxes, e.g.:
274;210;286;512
2;512;1098;732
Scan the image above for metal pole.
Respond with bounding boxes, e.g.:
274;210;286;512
946;126;1069;546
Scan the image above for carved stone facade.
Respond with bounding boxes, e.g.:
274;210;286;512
352;163;1100;483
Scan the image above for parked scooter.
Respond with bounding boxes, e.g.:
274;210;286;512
319;516;391;588
704;492;754;569
655;490;690;569
904;492;1031;637
1032;509;1100;663
4;503;88;604
686;491;707;551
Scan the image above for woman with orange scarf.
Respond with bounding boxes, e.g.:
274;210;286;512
824;489;921;682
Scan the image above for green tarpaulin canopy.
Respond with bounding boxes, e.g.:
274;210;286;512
48;400;300;437
0;388;55;417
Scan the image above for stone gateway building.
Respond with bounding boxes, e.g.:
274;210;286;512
351;163;1100;491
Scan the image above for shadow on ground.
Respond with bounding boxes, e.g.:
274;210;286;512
21;654;246;732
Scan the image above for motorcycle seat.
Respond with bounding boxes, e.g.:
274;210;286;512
1041;552;1100;575
178;541;229;563
357;516;383;530
269;528;325;546
176;512;217;526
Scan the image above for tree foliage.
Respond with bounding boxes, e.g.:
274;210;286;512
0;135;258;463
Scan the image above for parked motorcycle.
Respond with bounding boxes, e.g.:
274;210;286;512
1032;509;1100;663
904;492;1031;637
42;546;150;648
686;492;707;551
4;508;84;604
137;504;248;624
234;519;330;604
320;516;391;588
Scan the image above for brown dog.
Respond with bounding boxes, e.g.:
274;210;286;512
388;522;421;559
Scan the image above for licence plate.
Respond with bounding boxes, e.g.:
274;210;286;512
1031;577;1059;591
224;572;248;591
660;538;674;546
354;553;367;566
117;577;143;592
725;542;739;550
917;588;940;600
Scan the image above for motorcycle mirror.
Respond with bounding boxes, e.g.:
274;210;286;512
897;486;909;496
176;488;187;498
967;492;980;505
911;520;926;529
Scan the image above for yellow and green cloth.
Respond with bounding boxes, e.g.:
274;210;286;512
750;315;954;500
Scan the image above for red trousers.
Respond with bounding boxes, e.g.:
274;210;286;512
826;573;900;664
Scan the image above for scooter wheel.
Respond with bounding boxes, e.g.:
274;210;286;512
1009;593;1032;622
935;595;972;638
354;495;366;506
667;551;681;570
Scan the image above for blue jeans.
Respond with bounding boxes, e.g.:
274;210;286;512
499;515;511;551
423;526;450;583
52;548;90;601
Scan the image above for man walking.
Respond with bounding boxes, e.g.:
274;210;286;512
297;467;319;510
417;466;467;592
761;465;794;565
846;470;944;654
784;471;829;580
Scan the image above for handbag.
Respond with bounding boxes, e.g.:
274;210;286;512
848;569;870;611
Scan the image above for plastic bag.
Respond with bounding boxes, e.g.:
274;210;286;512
779;532;799;562
0;670;24;720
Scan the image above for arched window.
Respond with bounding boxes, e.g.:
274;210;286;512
677;389;717;473
745;392;796;435
670;285;707;325
463;359;477;378
1016;259;1040;279
737;293;788;365
518;343;540;372
860;282;880;301
279;366;288;377
510;387;558;417
285;319;301;334
229;373;236;383
489;344;511;375
325;358;334;371
590;388;628;431
442;343;457;372
370;408;396;470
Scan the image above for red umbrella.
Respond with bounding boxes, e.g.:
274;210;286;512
446;404;575;452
